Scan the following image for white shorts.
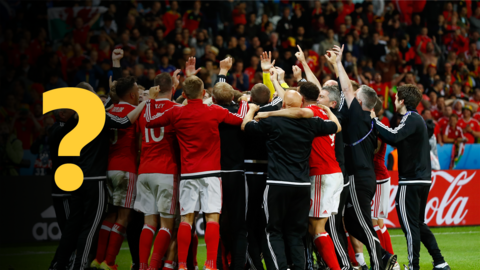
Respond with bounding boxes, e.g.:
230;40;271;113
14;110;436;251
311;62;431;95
106;171;137;209
371;178;391;219
134;173;178;218
309;173;343;218
179;177;222;215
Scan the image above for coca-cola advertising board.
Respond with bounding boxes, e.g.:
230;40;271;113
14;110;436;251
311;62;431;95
384;170;480;228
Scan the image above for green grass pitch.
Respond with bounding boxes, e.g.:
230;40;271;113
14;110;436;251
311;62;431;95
1;226;479;270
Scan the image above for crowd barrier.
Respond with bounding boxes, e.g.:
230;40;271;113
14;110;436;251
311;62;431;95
385;144;480;170
1;171;479;243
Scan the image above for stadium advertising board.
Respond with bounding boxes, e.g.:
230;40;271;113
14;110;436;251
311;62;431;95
384;170;480;228
1;171;479;243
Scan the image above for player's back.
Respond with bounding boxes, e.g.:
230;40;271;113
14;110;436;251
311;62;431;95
138;98;180;175
168;99;243;178
373;139;390;182
307;105;341;176
108;102;137;173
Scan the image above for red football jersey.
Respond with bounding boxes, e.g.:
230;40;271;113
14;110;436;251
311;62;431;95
373;139;390;181
138;98;181;175
457;117;480;144
307;105;341;176
146;99;244;179
444;124;464;140
107;102;138;173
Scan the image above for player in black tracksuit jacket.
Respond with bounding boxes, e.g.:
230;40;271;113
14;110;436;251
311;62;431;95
212;80;249;270
243;90;339;270
374;85;449;270
324;89;355;270
53;88;146;270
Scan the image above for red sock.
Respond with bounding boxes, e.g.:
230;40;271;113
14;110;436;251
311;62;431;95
139;224;156;269
381;225;394;254
374;225;386;249
314;233;341;270
192;232;199;266
346;232;358;266
95;220;113;262
177;222;192;268
204;221;220;269
162;260;175;270
150;228;172;268
105;223;126;265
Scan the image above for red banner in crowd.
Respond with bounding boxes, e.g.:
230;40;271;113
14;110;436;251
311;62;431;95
384;170;480;228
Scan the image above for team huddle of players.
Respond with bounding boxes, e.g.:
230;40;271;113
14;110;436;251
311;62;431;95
89;45;401;270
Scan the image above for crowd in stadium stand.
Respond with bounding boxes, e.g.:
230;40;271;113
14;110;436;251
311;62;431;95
1;0;480;176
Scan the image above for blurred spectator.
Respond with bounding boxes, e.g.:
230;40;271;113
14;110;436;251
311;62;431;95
4;0;480;175
0;121;24;176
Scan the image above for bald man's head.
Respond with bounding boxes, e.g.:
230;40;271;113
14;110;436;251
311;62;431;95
323;80;338;87
283;90;303;109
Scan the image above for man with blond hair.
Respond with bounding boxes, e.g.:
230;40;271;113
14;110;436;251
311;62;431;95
146;62;250;270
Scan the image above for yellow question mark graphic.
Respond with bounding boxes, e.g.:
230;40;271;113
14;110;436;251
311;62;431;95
43;88;106;191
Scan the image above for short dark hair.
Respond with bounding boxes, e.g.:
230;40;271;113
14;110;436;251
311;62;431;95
115;76;137;98
154;73;173;93
298;82;319;102
397;84;422;108
251;83;271;105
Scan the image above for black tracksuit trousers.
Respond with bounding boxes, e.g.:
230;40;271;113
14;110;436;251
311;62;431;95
127;210;145;270
325;178;353;270
396;185;445;270
49;196;72;269
54;180;106;270
263;185;310;270
246;173;267;270
344;176;385;270
217;171;249;270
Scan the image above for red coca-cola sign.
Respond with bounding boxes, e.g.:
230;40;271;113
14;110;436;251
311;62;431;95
385;170;480;228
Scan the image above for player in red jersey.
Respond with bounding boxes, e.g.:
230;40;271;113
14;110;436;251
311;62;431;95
255;82;343;270
371;100;395;257
92;76;140;270
145;57;246;270
134;71;182;270
457;105;480;144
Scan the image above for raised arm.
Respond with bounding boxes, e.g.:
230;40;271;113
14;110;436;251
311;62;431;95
324;49;339;78
88;12;101;27
216;57;233;84
296;45;322;90
106;100;146;129
261;51;276;99
269;67;286;100
275;67;290;89
185;57;202;78
331;45;355;108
